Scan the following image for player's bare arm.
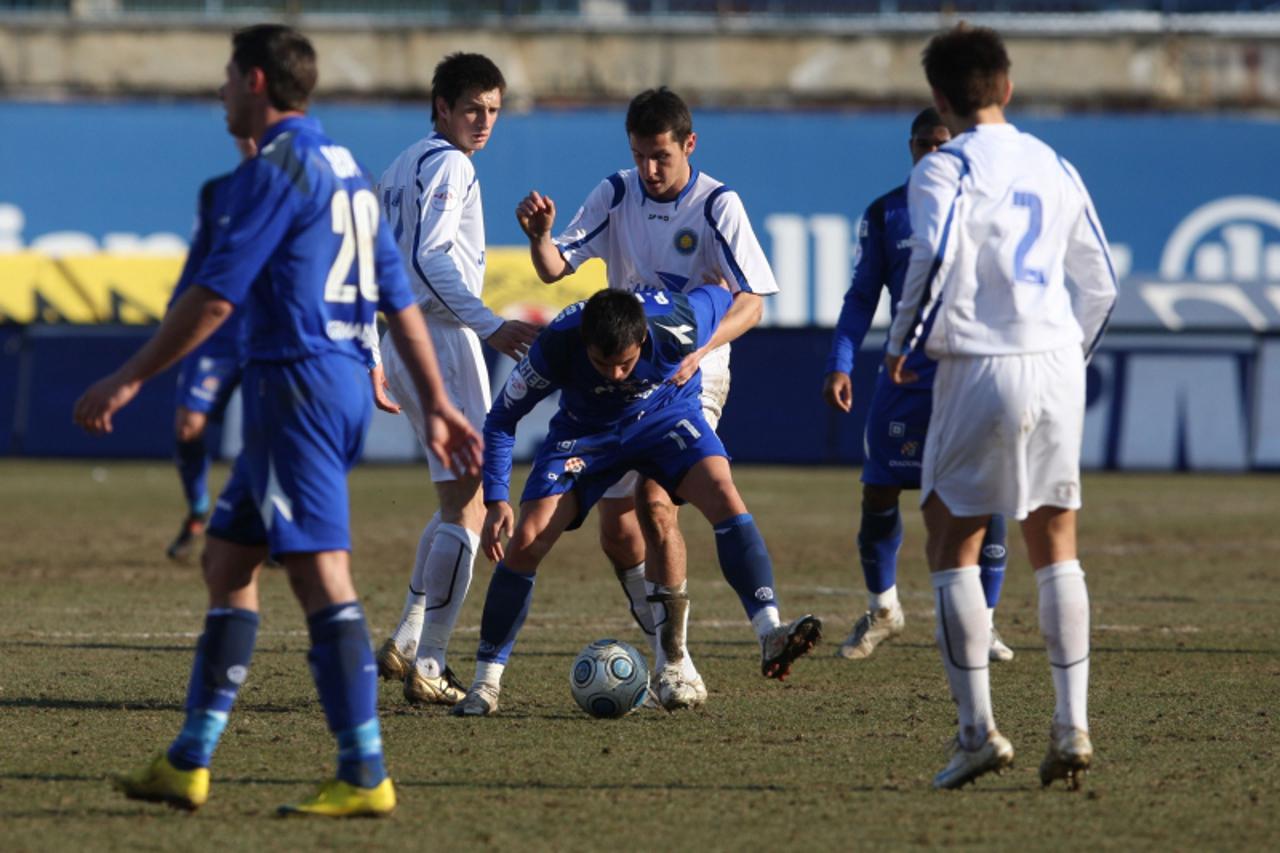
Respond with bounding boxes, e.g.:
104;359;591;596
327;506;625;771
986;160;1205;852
384;303;484;476
74;285;234;434
516;190;571;283
481;500;515;562
669;291;763;386
822;372;854;413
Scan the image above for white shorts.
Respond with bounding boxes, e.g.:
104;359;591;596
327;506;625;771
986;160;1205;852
923;346;1084;520
600;363;731;501
381;319;490;483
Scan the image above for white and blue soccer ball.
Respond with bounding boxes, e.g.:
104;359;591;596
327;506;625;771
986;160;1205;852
569;639;648;718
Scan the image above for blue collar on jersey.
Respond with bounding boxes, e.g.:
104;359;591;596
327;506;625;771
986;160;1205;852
259;114;322;149
637;167;701;210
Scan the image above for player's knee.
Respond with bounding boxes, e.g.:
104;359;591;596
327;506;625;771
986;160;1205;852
636;497;679;542
863;484;901;513
598;523;644;570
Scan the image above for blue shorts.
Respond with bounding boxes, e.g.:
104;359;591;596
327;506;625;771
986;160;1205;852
175;352;242;419
521;403;727;531
207;355;372;557
862;375;932;490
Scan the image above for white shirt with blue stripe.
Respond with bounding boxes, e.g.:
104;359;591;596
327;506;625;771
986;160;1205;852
887;123;1117;363
376;133;503;338
554;168;778;379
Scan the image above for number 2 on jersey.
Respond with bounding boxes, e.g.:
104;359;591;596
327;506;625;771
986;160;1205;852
1012;190;1046;285
324;188;381;304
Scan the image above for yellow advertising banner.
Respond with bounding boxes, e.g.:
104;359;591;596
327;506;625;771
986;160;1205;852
0;248;606;325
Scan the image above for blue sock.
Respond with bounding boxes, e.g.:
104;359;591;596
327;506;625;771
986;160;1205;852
858;505;903;595
175;437;210;517
168;608;259;770
979;514;1008;608
306;602;386;789
477;563;536;665
713;514;778;620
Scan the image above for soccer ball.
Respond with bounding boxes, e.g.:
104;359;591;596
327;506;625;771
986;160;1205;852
569;639;649;718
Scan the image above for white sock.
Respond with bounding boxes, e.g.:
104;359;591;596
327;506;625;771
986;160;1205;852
476;660;504;688
988;607;996;629
869;584;899;613
932;566;994;750
750;605;782;641
1036;560;1090;733
620;564;660;661
414;523;479;678
390;512;441;653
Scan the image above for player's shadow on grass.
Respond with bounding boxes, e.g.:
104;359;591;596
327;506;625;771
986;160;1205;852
0;697;308;713
0;640;299;655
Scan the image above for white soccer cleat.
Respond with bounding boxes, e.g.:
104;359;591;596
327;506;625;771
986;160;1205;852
404;666;466;706
932;730;1015;790
836;603;905;660
1039;725;1093;790
761;614;823;679
656;664;706;711
449;681;500;717
989;626;1015;662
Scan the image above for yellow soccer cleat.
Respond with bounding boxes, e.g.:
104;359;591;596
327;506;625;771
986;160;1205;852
375;638;413;682
112;752;210;811
277;777;396;818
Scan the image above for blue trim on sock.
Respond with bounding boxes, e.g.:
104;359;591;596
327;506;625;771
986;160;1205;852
713;514;778;619
168;709;229;770
336;718;387;788
713;513;753;532
858;505;903;595
175;437;210;516
477;562;536;665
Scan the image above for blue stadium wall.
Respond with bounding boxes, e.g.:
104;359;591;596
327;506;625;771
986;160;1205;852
2;103;1279;470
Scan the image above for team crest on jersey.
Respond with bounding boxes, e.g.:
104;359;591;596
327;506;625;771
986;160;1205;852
505;372;529;402
674;228;698;255
564;457;586;475
431;187;458;211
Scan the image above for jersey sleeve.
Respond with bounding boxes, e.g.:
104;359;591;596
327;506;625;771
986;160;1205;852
482;337;561;503
704;188;779;295
887;151;966;357
554;175;621;272
166;178;220;310
686;284;734;349
1059;158;1119;362
826;201;886;374
410;153;503;338
194;158;296;305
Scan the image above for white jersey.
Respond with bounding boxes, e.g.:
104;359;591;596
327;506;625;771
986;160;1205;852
377;132;503;338
887;124;1117;362
555;168;779;377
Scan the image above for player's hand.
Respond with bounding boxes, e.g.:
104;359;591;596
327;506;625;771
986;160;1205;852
73;372;142;435
822;371;853;413
516;191;556;240
669;347;706;387
884;353;918;386
481;500;515;562
370;364;401;414
486;320;541;361
425;403;484;477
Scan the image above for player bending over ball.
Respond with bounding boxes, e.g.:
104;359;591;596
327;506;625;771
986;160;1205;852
886;24;1116;790
451;285;821;717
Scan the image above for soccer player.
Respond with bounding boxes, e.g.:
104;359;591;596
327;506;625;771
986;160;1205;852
74;25;481;816
515;88;820;710
451;285;816;717
372;53;539;708
885;25;1116;789
823;108;1013;664
164;136;256;561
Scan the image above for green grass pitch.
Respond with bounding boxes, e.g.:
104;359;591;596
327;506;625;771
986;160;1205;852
1;461;1276;849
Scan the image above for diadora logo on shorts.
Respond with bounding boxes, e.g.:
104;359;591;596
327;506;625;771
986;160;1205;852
888;421;906;437
982;544;1007;560
557;439;576;452
674;228;698;255
564;457;586;474
546;472;559;481
754;586;774;602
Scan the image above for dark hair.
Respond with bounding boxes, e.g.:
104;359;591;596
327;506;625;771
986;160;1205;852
231;24;317;112
626;87;693;143
922;24;1011;118
581;290;647;357
910;107;945;137
431;53;506;122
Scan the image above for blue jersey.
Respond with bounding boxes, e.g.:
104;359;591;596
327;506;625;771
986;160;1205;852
195;116;414;365
825;184;935;389
483;285;733;503
166;173;247;359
